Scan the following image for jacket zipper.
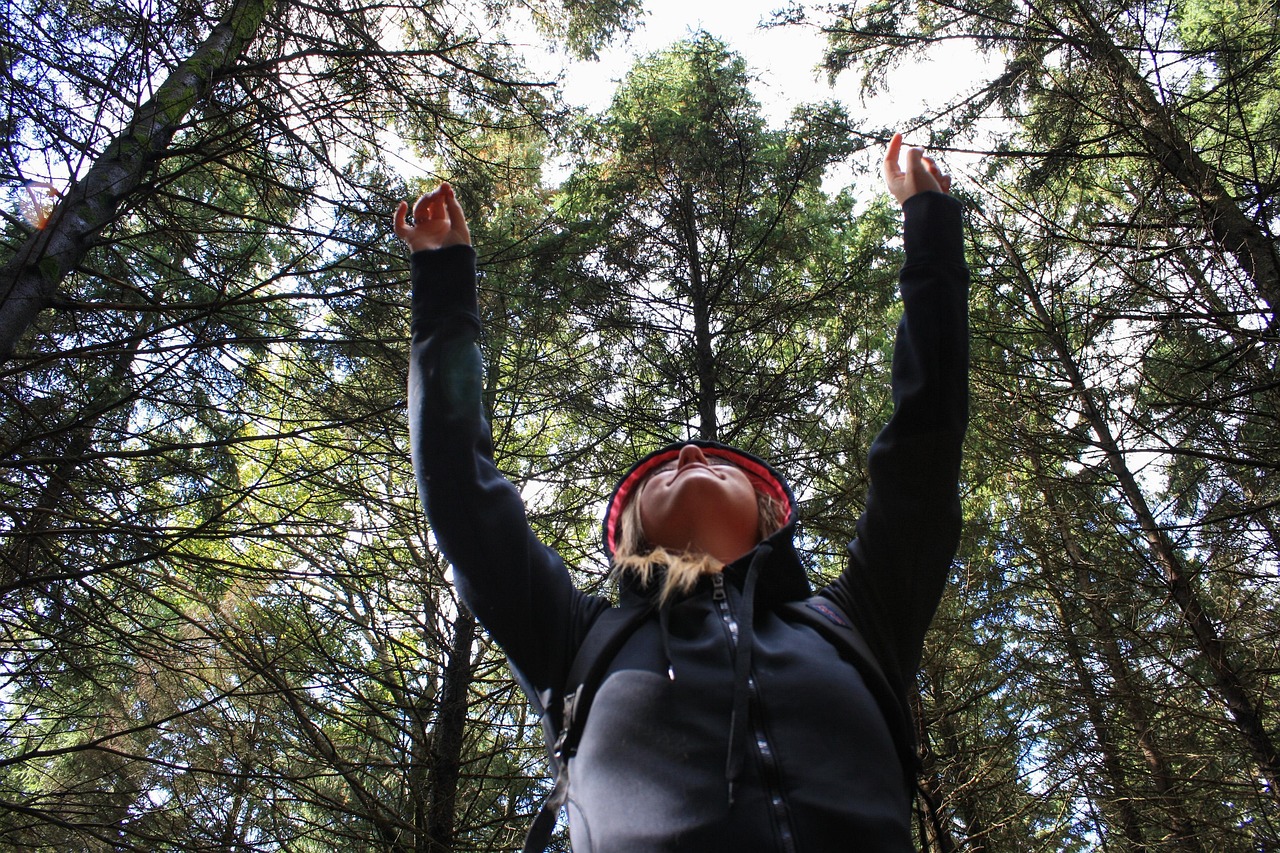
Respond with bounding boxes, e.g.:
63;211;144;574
711;574;798;853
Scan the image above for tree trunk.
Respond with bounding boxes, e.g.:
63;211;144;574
991;219;1280;799
1062;0;1280;319
1048;589;1150;851
1055;519;1205;849
677;182;718;441
912;690;959;853
1;316;147;594
1032;454;1207;850
0;0;276;363
918;659;1001;852
423;606;477;853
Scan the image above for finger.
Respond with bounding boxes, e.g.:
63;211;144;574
920;154;952;193
393;200;409;235
883;133;904;179
906;147;926;173
414;186;444;221
411;192;429;222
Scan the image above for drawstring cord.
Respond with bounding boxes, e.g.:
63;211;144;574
646;546;773;807
724;543;769;805
659;602;676;681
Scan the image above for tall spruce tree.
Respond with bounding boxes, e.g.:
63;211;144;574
550;34;899;541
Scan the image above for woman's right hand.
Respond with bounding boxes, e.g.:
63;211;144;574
883;133;952;206
393;182;471;252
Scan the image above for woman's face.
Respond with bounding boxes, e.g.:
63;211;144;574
635;444;761;565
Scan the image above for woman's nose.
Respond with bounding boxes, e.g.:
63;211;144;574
677;444;708;468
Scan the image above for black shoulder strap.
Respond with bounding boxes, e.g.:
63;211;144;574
521;604;653;853
782;596;921;787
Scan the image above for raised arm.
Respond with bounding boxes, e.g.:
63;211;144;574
400;185;606;700
822;134;969;698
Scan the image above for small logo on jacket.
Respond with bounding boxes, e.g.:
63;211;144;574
805;599;851;629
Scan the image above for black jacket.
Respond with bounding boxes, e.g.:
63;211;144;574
409;191;969;852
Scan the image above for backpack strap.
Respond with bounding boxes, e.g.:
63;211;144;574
521;604;653;853
782;596;921;791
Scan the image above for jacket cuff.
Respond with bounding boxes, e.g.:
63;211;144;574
411;244;479;319
901;192;965;266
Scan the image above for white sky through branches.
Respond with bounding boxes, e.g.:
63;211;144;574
518;0;994;191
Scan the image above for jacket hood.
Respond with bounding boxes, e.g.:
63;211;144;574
602;439;799;560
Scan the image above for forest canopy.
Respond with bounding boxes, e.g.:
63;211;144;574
1;0;1277;849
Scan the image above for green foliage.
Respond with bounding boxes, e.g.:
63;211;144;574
5;0;1279;846
0;0;631;848
553;34;872;457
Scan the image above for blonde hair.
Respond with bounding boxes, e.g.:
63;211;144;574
610;488;788;603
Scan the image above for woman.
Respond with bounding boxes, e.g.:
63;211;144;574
397;133;969;852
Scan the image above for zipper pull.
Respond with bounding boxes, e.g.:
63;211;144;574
712;572;726;601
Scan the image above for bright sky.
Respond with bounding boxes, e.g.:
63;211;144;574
549;0;835;123
521;0;993;188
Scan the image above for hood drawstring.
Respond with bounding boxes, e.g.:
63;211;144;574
659;602;676;681
725;543;769;806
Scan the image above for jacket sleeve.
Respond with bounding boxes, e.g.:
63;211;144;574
407;245;607;699
821;191;969;699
